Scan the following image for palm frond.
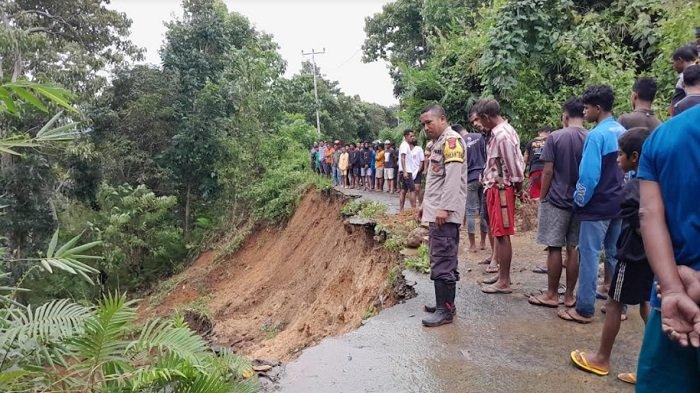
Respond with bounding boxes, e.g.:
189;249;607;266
0;299;90;349
174;374;238;393
129;317;209;367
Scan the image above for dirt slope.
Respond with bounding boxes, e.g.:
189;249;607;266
145;191;402;361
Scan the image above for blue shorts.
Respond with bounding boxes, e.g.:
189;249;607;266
636;309;700;392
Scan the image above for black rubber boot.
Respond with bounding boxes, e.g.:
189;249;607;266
422;281;454;327
424;281;457;315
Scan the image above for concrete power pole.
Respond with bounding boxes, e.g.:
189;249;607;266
302;48;325;136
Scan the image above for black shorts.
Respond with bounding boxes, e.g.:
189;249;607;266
414;172;423;185
352;167;361;176
399;172;415;191
608;259;654;305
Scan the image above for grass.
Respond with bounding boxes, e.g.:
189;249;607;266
404;244;430;274
341;200;387;219
148;275;186;307
260;320;284;339
362;305;378;320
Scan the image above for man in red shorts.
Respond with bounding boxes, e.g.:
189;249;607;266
471;99;526;294
524;127;552;200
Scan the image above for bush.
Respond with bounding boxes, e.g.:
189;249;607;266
404;244;430;274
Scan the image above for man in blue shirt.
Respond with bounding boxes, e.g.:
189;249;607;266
559;85;626;324
636;105;700;391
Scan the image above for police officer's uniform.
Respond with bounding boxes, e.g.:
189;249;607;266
421;126;469;327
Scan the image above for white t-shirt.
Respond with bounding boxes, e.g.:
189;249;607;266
398;140;418;178
411;146;425;174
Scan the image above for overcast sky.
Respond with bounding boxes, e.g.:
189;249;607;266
109;0;398;106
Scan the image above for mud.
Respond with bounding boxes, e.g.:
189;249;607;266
143;191;411;361
277;187;643;393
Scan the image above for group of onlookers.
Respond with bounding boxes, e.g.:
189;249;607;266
309;134;427;212
309;43;700;389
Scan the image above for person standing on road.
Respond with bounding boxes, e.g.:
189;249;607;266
384;140;396;193
472;99;526;295
673;64;700;116
559;85;626;324
410;135;425;204
325;142;336;180
618;77;662;131
317;141;327;175
670;44;698;113
527;98;587;310
524;127;552;200
369;143;377;191
332;141;342;186
398;129;417;212
375;143;385;191
418;104;468;327
338;146;349;188
310;142;319;173
349;143;360;188
453;123;489;254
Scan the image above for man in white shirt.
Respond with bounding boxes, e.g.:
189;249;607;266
410;135;425;204
399;129;417;212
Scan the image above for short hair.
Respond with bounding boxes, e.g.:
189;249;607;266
672;45;698;62
684;64;700;87
633;77;657;102
537;126;554;135
403;129;414;137
471;99;500;117
451;123;465;132
562;97;585;118
421;104;446;118
581;85;615;112
618;127;651;157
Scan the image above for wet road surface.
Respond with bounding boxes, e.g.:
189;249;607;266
277;187;642;393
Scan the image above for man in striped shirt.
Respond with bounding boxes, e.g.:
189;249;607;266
471;99;526;295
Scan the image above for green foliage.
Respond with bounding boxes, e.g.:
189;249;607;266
366;0;699;139
404;244;430;274
87;183;185;288
341;200;388;219
0;293;257;392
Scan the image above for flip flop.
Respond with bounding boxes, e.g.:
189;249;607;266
617;372;636;384
481;275;498;285
484;265;499;273
532;266;548;274
481;284;513;294
478;258;491;265
528;294;558;308
570;350;609;376
596;291;608;300
558;308;593;324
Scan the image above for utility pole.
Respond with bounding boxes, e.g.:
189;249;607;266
302;48;325;136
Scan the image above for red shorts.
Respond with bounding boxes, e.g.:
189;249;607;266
529;170;542;199
486;186;516;237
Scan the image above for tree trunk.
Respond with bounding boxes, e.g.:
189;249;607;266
184;184;191;241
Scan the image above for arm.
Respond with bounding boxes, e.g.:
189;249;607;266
540;161;554;199
401;152;408;178
640;180;700;347
574;133;602;207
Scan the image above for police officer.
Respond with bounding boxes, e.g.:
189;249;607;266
418;104;469;327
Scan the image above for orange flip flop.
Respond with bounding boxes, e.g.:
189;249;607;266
570;350;609;376
617;372;636;384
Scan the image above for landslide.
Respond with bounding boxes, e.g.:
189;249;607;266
144;191;407;361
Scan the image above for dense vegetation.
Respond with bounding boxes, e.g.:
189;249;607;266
0;0;395;390
364;0;699;139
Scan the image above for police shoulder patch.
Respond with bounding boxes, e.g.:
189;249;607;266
443;137;464;164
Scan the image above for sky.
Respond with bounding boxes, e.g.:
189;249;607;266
109;0;398;107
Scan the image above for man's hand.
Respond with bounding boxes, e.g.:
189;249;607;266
678;266;700;304
435;209;448;226
403;171;409;179
660;291;700;348
520;190;531;204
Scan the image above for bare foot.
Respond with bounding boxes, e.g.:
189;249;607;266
563;294;576;308
583;351;610;373
469;244;478;253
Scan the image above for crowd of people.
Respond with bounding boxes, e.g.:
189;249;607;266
309;44;700;390
309;131;427;211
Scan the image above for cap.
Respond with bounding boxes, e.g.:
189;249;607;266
384;140;391;144
334;140;340;144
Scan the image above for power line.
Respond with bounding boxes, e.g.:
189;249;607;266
302;48;326;136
